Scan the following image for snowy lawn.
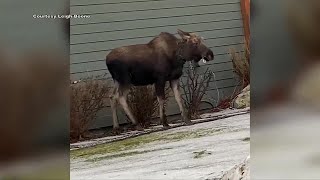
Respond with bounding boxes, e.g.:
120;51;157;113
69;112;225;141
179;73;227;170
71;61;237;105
70;113;250;180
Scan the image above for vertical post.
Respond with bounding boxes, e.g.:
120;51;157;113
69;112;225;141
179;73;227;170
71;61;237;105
240;0;250;49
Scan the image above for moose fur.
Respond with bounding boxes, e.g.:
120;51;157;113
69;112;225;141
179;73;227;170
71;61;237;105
106;29;214;131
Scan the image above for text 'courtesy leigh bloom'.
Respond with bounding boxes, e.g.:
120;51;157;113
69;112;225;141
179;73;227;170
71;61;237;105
33;14;90;19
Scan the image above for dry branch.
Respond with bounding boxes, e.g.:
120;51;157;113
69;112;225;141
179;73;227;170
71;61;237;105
70;78;109;142
127;84;170;127
180;68;213;119
229;40;250;88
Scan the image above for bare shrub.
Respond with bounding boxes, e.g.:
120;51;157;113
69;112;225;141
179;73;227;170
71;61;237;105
180;68;213;119
127;85;170;127
70;78;109;142
212;98;233;112
212;90;240;112
229;40;250;88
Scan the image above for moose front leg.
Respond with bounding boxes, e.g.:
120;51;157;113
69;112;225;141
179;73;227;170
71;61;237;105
157;96;169;128
170;79;192;125
155;81;169;128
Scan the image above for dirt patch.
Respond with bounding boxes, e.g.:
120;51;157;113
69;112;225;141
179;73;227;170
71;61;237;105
193;150;213;159
242;137;250;142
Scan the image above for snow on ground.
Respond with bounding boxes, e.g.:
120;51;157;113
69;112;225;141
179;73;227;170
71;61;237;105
70;113;250;180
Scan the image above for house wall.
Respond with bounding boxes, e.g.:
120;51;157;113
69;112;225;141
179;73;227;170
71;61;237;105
70;0;244;129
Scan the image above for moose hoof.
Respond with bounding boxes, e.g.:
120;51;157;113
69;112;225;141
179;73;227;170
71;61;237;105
112;127;122;135
134;124;144;131
162;123;171;129
184;120;193;126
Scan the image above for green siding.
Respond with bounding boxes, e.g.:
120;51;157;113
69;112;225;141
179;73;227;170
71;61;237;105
70;0;244;129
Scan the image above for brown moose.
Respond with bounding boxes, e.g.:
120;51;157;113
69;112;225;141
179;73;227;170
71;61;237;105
106;29;214;131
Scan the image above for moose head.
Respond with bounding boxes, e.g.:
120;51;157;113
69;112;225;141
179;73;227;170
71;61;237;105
177;29;214;67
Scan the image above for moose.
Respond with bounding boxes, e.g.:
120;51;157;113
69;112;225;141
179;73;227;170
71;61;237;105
106;29;214;131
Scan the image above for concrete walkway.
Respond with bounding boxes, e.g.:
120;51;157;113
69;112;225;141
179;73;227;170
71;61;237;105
70;113;250;180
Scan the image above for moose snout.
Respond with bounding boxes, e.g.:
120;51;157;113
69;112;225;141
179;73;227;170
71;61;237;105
205;49;214;61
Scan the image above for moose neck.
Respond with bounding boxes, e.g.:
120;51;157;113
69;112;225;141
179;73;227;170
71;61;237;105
175;39;190;63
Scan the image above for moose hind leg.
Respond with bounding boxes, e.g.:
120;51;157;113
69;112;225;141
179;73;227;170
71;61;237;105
110;95;120;130
110;83;120;129
170;79;192;125
118;86;142;130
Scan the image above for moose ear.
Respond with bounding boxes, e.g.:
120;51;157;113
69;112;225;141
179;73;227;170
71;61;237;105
177;29;191;39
